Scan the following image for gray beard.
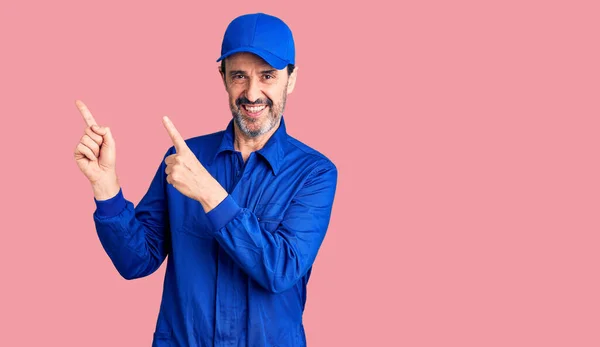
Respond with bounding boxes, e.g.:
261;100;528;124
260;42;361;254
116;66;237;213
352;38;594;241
230;91;287;138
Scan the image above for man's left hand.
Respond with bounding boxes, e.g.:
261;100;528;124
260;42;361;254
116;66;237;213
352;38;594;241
162;116;210;201
162;116;229;212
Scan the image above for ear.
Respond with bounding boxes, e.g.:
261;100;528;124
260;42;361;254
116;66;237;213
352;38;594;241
218;63;227;88
286;66;298;95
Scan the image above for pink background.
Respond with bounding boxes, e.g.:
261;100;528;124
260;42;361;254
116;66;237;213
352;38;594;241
1;0;599;346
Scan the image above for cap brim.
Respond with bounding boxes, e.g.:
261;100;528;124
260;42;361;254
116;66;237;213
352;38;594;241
216;46;289;70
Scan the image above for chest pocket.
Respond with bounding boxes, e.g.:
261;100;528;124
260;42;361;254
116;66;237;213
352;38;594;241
254;203;285;233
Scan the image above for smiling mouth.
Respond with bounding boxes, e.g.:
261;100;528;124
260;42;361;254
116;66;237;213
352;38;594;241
242;104;268;116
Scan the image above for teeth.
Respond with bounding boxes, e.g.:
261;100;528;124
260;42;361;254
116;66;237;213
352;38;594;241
245;105;266;113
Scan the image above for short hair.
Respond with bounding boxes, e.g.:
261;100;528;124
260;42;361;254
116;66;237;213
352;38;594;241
220;59;295;77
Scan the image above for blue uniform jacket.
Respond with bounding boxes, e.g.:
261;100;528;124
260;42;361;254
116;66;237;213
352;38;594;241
92;117;338;346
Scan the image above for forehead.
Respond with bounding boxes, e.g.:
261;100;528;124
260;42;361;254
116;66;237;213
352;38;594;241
225;52;275;70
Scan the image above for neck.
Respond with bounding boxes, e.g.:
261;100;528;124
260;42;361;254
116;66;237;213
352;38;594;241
233;119;280;161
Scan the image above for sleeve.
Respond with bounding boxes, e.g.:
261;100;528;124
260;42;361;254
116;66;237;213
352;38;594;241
206;161;338;293
92;149;173;280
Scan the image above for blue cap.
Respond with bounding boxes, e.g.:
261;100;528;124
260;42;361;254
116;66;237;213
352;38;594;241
217;13;295;70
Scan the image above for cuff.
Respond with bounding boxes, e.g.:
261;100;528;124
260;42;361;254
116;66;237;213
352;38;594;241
94;188;127;218
206;195;242;232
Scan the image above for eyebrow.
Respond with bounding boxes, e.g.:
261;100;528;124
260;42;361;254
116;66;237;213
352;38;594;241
229;70;246;76
228;69;278;76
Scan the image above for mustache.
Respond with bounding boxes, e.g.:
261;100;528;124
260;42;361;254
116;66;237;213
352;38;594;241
236;96;273;108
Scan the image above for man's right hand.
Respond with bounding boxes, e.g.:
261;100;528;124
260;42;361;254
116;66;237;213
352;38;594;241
73;100;120;200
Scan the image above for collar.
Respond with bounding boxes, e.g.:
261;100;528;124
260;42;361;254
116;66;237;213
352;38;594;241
211;116;288;176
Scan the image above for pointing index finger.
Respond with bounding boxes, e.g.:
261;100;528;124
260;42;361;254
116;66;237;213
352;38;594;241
75;100;97;127
162;116;187;152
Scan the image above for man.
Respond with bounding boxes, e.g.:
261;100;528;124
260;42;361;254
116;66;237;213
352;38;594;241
73;12;338;347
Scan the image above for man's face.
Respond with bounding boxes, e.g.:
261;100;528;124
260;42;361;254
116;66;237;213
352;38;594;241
220;52;297;138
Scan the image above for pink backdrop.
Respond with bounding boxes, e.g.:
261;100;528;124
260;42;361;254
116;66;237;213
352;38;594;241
1;0;599;346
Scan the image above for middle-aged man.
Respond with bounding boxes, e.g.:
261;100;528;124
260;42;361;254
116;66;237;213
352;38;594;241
73;12;338;346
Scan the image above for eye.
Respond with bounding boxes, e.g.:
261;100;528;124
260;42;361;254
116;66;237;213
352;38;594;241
263;75;275;80
233;74;246;80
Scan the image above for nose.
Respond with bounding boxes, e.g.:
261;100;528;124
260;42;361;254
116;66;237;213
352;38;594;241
245;76;263;103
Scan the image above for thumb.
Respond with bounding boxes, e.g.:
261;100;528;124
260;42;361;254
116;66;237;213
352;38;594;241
92;125;115;147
